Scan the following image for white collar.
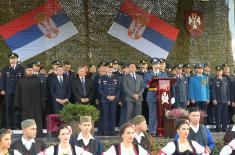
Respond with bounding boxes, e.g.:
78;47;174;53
232;125;235;131
190;124;200;133
134;132;145;144
21;137;35;145
77;133;95;141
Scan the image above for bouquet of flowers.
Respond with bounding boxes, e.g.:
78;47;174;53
165;108;189;119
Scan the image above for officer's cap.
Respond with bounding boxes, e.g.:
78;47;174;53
194;63;203;69
176;64;183;69
215;66;223;71
151;58;160;64
159;58;166;63
183;64;191;68
121;64;128;69
8;53;18;59
139;59;148;64
203;63;211;68
222;63;229;68
112;59;119;64
32;61;41;66
98;61;106;68
51;60;61;65
131;115;146;125
105;62;113;68
21;119;36;129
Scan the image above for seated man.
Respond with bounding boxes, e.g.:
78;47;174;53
132;115;157;155
11;119;47;155
175;107;215;154
70;116;104;155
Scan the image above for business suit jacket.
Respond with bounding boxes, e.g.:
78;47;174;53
123;73;144;102
72;76;94;104
50;75;71;102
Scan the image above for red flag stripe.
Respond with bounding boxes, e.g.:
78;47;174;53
0;0;62;39
120;0;179;41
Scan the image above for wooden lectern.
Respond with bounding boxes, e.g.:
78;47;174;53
148;77;176;136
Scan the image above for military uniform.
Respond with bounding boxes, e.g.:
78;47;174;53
222;63;235;124
98;63;120;135
0;53;24;129
172;64;189;109
189;64;210;112
144;58;167;135
211;66;230;131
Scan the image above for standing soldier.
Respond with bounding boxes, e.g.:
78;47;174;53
183;64;192;83
203;63;215;125
0;53;24;129
144;58;160;136
172;64;189;109
211;66;230;132
98;62;120;135
222;63;235;123
189;64;210;112
159;58;169;77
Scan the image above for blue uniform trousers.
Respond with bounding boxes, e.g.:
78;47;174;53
6;94;20;129
147;101;157;134
214;103;228;131
102;101;117;135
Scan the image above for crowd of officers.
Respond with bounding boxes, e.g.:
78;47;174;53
0;52;235;136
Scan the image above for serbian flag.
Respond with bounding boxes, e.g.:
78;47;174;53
0;0;78;61
108;0;179;58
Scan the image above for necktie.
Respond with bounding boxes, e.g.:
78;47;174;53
81;78;86;96
59;77;63;85
132;73;136;80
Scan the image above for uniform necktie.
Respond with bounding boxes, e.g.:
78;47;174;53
81;78;86;96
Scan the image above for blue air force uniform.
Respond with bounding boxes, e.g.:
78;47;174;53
98;74;120;135
189;74;210;111
0;53;24;129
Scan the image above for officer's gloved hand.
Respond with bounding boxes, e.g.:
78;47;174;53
170;97;175;105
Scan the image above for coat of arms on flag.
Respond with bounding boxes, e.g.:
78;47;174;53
0;0;78;61
185;11;204;38
108;0;179;59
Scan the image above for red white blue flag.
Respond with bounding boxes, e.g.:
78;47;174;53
108;0;180;58
0;0;78;61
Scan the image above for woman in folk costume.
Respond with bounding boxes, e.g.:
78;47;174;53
102;122;149;155
220;139;235;155
0;128;21;155
158;119;209;155
39;124;91;155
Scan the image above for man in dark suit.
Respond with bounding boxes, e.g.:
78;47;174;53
63;61;75;103
123;63;144;121
72;67;93;104
50;65;71;114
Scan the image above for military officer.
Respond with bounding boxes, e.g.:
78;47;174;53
0;53;24;129
211;66;230;132
32;61;47;83
189;64;210;112
144;58;160;136
172;64;189;109
159;58;169;77
222;63;235;123
98;62;120;135
203;63;215;125
93;61;106;135
112;60;122;76
136;59;148;76
183;64;192;83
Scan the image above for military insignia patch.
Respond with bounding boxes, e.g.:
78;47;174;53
185;11;203;38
